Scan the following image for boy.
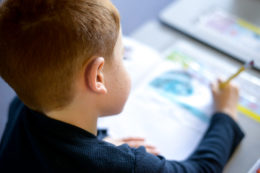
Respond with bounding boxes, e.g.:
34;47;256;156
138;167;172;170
0;0;244;172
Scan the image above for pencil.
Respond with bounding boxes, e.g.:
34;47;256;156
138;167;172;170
219;60;254;89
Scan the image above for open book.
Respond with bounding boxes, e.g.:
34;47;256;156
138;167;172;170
98;37;260;160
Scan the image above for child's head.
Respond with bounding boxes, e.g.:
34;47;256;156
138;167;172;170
0;0;131;115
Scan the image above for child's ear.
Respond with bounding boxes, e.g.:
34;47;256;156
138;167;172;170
85;57;107;94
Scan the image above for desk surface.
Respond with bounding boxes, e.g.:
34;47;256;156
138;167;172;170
130;20;260;173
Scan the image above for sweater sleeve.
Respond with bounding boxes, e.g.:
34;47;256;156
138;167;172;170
133;112;245;173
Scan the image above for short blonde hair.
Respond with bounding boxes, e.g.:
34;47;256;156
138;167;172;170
0;0;120;112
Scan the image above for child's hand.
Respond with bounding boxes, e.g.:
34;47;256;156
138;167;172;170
211;79;239;120
104;137;160;156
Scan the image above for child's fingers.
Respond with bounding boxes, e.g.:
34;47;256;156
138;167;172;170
126;141;156;149
231;83;239;91
145;147;160;156
122;137;145;142
146;149;159;155
211;78;226;93
126;141;147;148
217;78;223;84
135;144;160;155
210;81;218;93
121;139;160;155
142;144;156;149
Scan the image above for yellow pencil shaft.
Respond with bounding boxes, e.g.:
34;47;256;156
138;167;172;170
220;67;245;89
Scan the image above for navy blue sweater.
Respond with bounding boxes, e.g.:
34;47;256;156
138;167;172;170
0;98;244;173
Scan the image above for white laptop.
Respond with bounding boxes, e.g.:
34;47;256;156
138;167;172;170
160;0;260;70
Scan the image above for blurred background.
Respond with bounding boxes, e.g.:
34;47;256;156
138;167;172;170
111;0;173;35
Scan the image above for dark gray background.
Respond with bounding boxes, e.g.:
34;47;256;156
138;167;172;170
0;0;173;140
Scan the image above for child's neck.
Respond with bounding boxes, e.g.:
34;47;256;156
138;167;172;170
46;102;99;136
